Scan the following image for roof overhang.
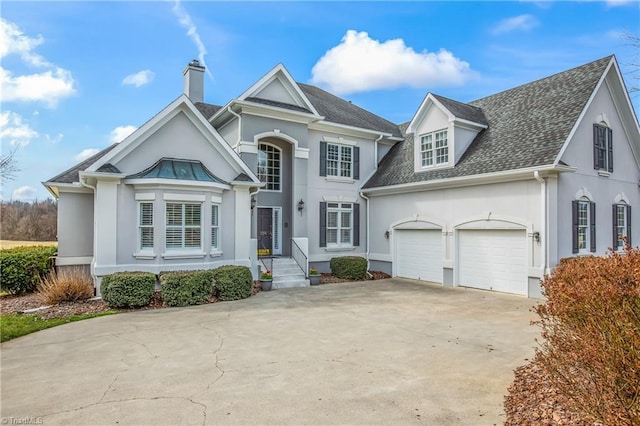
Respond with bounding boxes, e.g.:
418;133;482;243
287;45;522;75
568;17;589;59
407;93;487;135
41;181;92;198
362;164;576;196
309;120;396;141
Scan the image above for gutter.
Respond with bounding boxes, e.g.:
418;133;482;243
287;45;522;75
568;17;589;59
359;191;373;278
533;171;547;276
373;134;383;169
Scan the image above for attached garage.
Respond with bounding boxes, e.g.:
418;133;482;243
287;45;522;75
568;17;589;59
458;229;527;295
395;229;443;283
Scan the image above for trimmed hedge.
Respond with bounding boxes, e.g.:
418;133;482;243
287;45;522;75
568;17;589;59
161;270;215;307
0;245;57;295
330;256;367;280
211;265;252;301
101;272;156;308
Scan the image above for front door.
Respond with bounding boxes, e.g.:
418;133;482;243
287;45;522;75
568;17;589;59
257;207;282;256
258;208;273;256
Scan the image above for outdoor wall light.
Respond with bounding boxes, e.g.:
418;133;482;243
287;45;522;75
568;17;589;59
384;230;390;239
297;199;305;213
533;231;540;243
251;197;257;210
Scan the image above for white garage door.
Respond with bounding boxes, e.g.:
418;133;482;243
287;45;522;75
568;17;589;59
458;230;527;295
395;229;442;283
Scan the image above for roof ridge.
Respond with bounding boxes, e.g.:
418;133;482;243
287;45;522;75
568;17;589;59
469;55;613;105
432;93;483;111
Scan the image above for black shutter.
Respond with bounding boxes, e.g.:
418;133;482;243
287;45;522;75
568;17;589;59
353;147;360;180
319;202;327;247
607;127;613;173
593;124;599;170
572;200;579;254
627;205;632;246
613;204;618;249
590;202;596;253
353;203;360;246
319;141;327;177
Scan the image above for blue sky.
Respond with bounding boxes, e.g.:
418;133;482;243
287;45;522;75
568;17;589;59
1;1;638;202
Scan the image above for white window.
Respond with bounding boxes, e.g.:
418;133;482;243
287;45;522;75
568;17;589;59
138;202;154;250
420;130;448;167
211;204;219;251
577;200;590;252
166;202;202;250
615;203;628;250
327;203;352;247
258;143;281;191
327;144;353;178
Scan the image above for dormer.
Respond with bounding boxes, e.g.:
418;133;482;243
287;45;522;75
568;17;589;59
407;93;487;173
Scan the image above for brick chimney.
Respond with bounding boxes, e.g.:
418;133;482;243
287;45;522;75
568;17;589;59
183;59;205;103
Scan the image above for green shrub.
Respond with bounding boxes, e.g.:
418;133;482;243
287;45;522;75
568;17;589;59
534;246;640;425
329;256;367;280
161;270;215;307
0;245;57;295
101;272;156;308
211;265;252;301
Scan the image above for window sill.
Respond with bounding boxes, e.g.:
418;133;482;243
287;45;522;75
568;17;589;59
133;251;156;260
324;177;355;184
210;250;223;258
162;251;206;259
597;170;611;177
324;246;356;252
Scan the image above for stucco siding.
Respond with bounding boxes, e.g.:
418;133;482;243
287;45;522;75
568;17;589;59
556;74;640;264
114;111;239;182
242;116;308;149
57;192;94;259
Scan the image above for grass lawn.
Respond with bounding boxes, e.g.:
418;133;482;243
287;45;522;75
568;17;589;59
1;311;117;342
0;240;57;249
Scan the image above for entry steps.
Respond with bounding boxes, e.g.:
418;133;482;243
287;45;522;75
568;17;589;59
271;257;309;289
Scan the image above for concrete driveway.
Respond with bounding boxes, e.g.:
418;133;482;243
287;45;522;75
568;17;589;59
1;279;539;425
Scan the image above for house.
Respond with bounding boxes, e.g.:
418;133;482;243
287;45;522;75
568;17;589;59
44;55;640;298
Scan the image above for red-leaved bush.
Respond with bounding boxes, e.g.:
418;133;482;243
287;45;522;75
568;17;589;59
535;245;640;425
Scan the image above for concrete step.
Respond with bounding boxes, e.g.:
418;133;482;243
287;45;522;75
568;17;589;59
273;274;306;282
273;278;310;289
274;267;306;276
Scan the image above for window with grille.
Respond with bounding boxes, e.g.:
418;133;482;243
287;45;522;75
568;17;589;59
166;202;202;250
211;204;219;251
258;143;281;191
138;202;154;250
327;144;353;178
327;203;352;247
420;130;448;167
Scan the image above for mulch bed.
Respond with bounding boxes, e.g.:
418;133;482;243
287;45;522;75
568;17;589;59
504;358;597;425
320;270;390;284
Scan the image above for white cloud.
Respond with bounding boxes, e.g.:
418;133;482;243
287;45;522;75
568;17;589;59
44;133;63;144
172;0;213;79
310;30;475;95
110;125;136;144
606;0;634;6
491;14;539;35
1;67;75;108
75;148;100;162
12;185;37;201
122;70;155;87
0;19;75;107
0;111;38;147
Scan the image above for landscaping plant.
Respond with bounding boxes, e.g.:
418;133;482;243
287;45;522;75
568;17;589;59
0;245;57;295
161;270;215;307
37;266;94;304
534;245;640;425
101;272;156;308
329;256;367;280
211;265;253;301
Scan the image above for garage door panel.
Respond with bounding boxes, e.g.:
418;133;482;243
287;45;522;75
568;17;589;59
459;230;527;295
396;230;442;283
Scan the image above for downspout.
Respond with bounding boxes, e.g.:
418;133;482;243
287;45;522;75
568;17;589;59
534;171;547;276
359;191;373;278
373;134;383;169
79;175;98;295
227;106;242;150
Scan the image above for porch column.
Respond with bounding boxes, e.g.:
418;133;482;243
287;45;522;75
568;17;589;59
234;185;251;263
93;178;120;295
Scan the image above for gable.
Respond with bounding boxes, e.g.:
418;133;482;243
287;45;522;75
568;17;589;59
238;64;318;115
559;66;640;179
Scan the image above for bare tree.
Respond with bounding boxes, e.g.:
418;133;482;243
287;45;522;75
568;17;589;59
622;32;639;95
0;146;20;182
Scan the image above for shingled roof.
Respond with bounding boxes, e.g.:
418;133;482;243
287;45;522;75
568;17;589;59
195;102;223;120
431;94;487;126
297;83;403;137
363;55;613;189
46;144;119;184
